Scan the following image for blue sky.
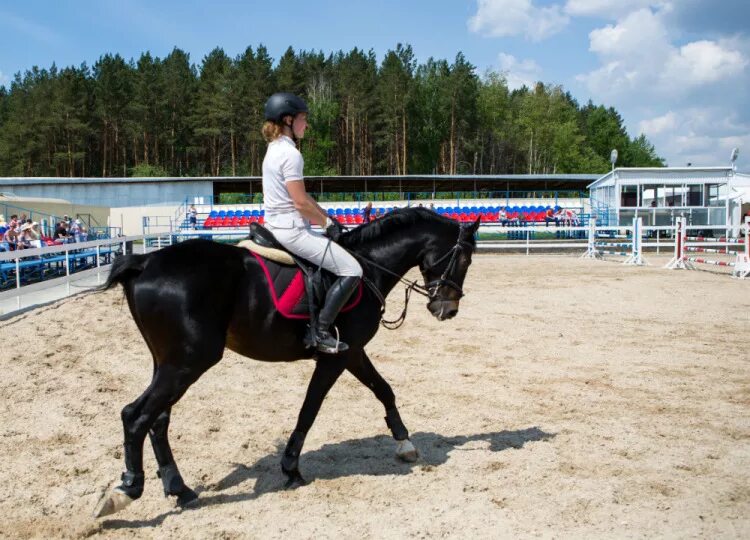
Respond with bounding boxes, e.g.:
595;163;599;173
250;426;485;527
1;0;748;170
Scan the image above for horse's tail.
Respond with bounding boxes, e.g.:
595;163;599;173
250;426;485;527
100;253;149;291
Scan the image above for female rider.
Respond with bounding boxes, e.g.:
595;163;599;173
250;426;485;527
261;92;362;354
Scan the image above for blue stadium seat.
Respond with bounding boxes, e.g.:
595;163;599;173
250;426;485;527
327;208;335;215
335;208;344;215
218;210;227;218
209;210;218;217
243;210;251;217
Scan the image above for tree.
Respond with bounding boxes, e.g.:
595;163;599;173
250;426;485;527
93;54;135;176
191;48;233;176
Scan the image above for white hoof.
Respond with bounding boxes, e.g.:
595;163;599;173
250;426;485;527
396;439;419;462
93;488;134;518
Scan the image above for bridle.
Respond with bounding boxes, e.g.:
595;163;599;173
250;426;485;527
422;237;473;300
351;230;474;329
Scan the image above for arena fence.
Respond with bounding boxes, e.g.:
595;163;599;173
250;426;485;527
0;235;164;315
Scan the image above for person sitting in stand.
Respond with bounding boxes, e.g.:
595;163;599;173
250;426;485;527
54;221;70;242
363;201;373;224
3;225;19;250
16;222;35;249
544;207;559;227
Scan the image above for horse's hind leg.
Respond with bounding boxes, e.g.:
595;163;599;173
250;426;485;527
346;350;418;462
281;355;347;488
94;364;199;518
149;408;198;506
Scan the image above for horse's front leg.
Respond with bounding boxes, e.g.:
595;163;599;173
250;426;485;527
281;354;347;487
347;350;418;462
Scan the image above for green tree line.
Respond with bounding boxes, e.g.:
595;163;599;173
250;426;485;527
0;44;664;178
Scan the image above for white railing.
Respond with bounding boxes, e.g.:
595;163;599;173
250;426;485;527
0;234;166;315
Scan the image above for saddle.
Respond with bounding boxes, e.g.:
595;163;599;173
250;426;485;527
238;223;362;320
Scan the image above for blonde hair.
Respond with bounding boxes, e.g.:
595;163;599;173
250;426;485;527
262;121;284;142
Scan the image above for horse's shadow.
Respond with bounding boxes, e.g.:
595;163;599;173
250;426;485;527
102;426;554;530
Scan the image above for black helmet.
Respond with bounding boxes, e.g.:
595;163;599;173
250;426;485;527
264;92;309;123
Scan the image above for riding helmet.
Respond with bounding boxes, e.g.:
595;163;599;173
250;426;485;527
264;93;309;123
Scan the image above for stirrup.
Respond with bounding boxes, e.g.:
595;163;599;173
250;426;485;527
315;326;349;354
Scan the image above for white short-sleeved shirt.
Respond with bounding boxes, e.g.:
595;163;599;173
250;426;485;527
262;135;304;215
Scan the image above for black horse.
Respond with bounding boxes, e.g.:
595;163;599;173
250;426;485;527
94;207;479;517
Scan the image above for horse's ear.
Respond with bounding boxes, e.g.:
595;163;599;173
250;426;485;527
468;217;481;234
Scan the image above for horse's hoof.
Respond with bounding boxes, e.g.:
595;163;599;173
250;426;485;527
283;470;307;489
175;487;199;508
396;439;419;462
93;487;134;518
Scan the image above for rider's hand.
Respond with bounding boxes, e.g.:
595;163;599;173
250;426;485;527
325;217;346;242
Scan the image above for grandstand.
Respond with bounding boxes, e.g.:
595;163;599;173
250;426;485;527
198;204;565;229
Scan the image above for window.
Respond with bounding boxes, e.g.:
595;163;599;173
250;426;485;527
706;184;725;207
641;185;659;207
620;185;638;207
687;185;702;206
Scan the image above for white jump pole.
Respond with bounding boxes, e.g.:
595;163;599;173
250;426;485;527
581;217;598;259
732;216;750;279
665;217;691;270
623;217;645;266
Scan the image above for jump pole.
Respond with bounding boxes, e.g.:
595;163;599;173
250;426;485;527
732;217;750;279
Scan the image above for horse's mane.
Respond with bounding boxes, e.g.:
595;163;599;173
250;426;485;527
339;207;460;248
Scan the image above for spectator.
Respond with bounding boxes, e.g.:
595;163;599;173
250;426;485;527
429;203;435;212
363;202;373;224
70;218;82;242
2;225;19;250
8;214;19;231
28;222;43;248
544;207;559;228
188;205;198;229
54;221;69;242
497;208;508;226
17;222;35;249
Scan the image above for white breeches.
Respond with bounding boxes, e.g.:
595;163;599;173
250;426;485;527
265;214;362;278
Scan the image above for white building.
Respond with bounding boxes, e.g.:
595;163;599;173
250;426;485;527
588;166;750;232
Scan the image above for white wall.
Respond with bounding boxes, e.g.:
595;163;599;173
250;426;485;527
110;205;181;235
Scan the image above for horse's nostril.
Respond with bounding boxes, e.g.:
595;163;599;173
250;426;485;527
446;308;458;318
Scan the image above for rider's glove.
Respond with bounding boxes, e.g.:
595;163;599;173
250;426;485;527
325;217;346;242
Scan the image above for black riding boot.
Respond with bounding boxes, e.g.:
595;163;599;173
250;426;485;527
314;276;360;354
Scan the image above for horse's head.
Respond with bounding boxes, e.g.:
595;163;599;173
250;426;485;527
419;217;479;321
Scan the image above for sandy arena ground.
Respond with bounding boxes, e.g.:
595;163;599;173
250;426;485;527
0;254;748;539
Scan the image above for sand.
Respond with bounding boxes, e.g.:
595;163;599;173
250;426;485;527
0;254;748;539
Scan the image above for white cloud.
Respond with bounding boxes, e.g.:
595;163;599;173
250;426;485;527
577;8;747;98
0;71;9;87
638;111;677;136
497;53;542;90
564;0;659;19
468;0;570;42
637;108;750;167
664;40;747;85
